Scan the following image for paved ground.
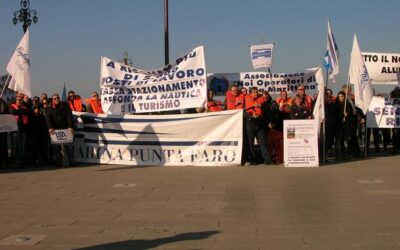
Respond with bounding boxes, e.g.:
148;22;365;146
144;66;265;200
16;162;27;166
1;155;400;250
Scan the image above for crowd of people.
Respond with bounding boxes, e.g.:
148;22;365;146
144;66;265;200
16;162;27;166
204;84;400;165
0;84;399;168
0;90;103;167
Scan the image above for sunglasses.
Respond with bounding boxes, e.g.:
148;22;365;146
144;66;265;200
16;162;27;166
52;97;60;100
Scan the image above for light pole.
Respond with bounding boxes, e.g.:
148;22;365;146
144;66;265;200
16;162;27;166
119;51;133;67
164;0;169;65
12;0;39;33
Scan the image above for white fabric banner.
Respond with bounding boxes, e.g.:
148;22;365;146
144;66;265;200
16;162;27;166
73;110;243;166
366;96;400;128
363;52;400;85
283;120;319;167
250;44;274;69
207;68;323;96
50;129;74;144
0;114;18;133
6;29;31;97
100;46;207;114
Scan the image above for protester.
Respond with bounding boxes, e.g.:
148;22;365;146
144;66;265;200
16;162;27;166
290;94;312;120
334;91;354;161
46;94;75;167
276;90;292;122
240;87;248;96
29;105;49;166
244;87;272;165
10;95;29;167
206;90;222;112
390;87;400;154
224;85;245;110
67;90;86;112
341;84;361;157
86;92;104;114
296;84;313;111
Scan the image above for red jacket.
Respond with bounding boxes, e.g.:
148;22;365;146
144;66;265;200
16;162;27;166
225;91;245;110
245;94;265;117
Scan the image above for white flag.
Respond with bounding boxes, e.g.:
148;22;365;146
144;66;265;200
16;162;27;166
327;20;340;80
312;67;325;134
6;29;31;97
349;34;373;114
250;44;274;69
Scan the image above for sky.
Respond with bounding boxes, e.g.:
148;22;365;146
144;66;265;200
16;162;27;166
1;0;400;98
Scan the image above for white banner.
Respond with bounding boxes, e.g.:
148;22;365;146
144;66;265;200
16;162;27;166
250;44;274;69
207;68;322;97
367;96;400;128
73;110;243;166
100;46;207;114
0;114;18;133
50;129;74;144
363;52;400;85
0;75;16;103
284;120;319;167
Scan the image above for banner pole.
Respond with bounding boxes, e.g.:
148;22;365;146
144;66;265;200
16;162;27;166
322;69;329;164
0;75;11;100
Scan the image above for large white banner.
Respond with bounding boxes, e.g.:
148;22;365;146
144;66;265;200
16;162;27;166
363;52;400;85
207;68;323;97
367;96;400;128
284;120;319;167
73;110;243;166
250;44;274;69
100;46;207;114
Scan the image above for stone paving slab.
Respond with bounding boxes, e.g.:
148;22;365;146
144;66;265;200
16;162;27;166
1;155;400;249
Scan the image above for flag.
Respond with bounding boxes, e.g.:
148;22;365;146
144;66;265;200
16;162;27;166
61;82;67;102
349;34;373;114
326;20;339;80
250;44;274;69
312;68;325;134
6;29;31;97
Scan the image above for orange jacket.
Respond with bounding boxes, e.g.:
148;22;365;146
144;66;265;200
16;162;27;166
68;97;84;112
225;91;245;110
245;94;265;117
207;100;222;112
88;99;104;114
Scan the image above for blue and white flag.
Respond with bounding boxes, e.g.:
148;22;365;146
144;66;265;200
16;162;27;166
250;44;274;69
326;21;339;80
349;34;373;114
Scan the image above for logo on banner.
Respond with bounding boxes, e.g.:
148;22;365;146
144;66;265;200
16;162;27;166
55;131;67;140
251;48;272;60
210;76;230;95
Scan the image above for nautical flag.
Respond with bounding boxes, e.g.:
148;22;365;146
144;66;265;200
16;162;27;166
250;44;274;69
326;21;339;80
312;68;325;134
6;29;31;97
349;34;373;114
61;82;67;102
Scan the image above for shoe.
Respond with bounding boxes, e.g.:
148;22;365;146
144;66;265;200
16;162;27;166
244;162;251;166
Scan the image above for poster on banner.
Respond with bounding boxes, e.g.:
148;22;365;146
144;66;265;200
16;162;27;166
72;110;243;167
363;52;400;84
249;44;274;69
100;46;207;114
283;120;319;167
0;74;16;103
0;114;18;133
366;96;400;128
50;129;73;144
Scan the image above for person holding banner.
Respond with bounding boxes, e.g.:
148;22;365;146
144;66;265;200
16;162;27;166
206;90;222;112
225;85;245;110
86;92;104;114
46;94;74;167
67;90;86;112
244;87;272;165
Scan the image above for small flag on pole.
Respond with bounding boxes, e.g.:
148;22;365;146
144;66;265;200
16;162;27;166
250;44;274;69
325;21;340;81
6;28;31;97
349;34;373;114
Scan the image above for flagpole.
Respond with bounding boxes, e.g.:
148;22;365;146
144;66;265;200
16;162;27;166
322;69;328;164
0;75;12;100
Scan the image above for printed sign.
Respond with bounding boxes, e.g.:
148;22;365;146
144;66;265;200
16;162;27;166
284;120;319;167
50;129;73;144
366;96;400;128
0;114;18;133
363;52;400;84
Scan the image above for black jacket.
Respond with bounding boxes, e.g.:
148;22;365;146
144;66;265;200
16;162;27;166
46;102;73;129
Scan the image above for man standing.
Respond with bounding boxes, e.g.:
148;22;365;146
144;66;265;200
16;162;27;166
46;94;74;166
244;87;272;165
296;84;313;111
67;90;86;112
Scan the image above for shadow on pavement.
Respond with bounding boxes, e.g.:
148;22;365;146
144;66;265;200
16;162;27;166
75;230;220;250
